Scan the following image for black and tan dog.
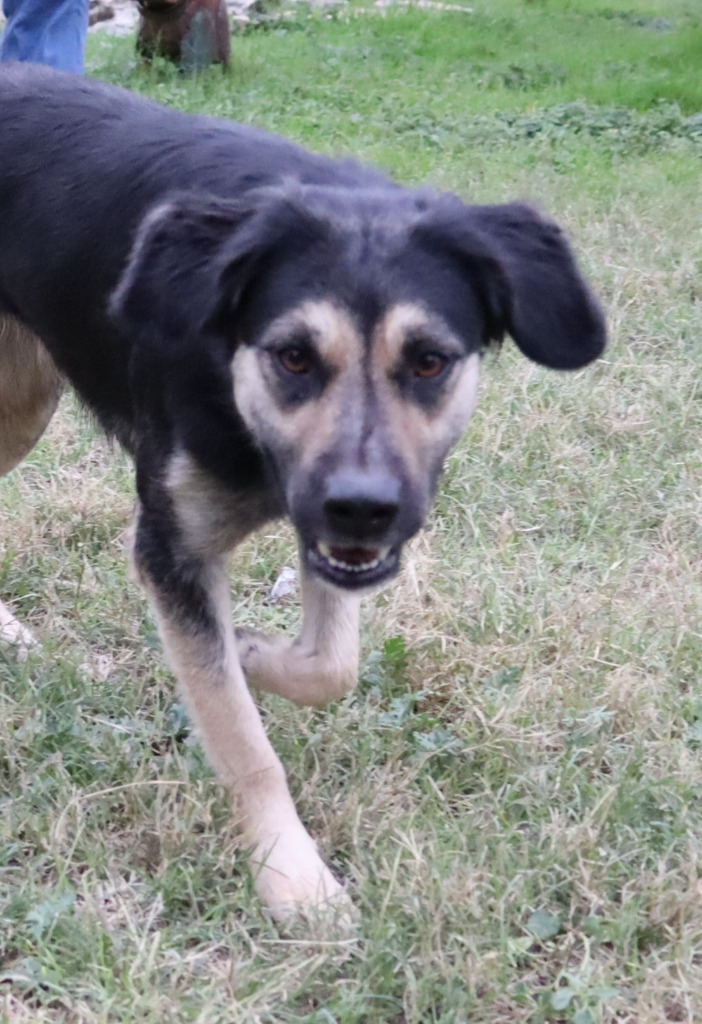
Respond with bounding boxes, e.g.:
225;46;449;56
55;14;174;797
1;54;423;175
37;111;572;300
0;64;605;919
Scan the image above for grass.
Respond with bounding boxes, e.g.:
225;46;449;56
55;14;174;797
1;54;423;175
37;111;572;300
2;0;702;1020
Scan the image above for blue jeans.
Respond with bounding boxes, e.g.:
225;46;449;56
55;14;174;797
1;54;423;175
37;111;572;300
0;0;89;72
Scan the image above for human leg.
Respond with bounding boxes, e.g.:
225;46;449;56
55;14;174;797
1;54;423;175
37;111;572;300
0;0;89;73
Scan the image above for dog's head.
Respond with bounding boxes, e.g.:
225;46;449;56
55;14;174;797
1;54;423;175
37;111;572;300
112;184;605;589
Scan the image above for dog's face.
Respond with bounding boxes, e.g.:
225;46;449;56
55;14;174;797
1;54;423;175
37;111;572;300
232;299;481;588
228;200;488;588
112;185;605;589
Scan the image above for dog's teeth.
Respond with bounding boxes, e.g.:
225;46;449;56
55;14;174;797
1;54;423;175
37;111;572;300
316;543;390;572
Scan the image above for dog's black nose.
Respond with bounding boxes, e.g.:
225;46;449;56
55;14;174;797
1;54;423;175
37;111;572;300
323;471;400;540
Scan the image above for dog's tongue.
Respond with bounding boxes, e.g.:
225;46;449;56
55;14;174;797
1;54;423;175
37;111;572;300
330;546;379;567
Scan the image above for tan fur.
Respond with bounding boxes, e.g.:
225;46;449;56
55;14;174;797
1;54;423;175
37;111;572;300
168;445;362;700
233;300;366;477
166;449;269;557
238;568;361;706
372;302;464;371
0;316;63;477
372;302;481;477
140;556;348;918
376;352;481;489
263;299;360;368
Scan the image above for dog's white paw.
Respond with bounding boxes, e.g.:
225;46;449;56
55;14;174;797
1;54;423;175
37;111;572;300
249;829;353;928
0;600;38;660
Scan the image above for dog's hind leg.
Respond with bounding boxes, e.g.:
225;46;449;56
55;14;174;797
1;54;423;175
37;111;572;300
133;519;348;920
0;317;62;653
237;569;361;707
0;316;63;478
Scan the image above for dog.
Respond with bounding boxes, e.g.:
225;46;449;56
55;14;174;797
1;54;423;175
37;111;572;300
0;63;605;920
136;0;231;72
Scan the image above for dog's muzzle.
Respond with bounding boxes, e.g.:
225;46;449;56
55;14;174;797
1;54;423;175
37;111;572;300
303;470;405;589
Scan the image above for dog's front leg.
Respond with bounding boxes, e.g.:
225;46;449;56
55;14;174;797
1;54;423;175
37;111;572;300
237;569;361;707
133;519;346;920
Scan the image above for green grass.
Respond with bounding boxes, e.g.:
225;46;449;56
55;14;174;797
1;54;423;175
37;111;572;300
2;0;702;1020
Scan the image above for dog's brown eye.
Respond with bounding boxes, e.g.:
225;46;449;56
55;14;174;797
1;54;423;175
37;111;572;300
279;346;312;375
413;352;449;379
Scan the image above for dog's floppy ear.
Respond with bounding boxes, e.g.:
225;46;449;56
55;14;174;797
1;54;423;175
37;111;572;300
110;190;324;357
417;199;606;370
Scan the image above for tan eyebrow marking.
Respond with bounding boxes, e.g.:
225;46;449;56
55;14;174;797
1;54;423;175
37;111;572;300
260;299;363;371
371;302;463;373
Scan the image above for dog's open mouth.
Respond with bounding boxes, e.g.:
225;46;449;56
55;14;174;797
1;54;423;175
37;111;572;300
307;540;399;588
